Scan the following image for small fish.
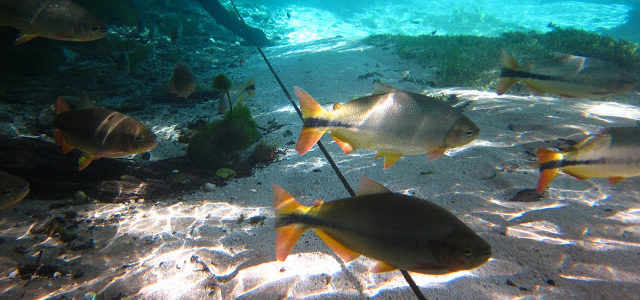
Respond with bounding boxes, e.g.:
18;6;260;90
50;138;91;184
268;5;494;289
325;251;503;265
497;49;637;98
274;176;492;274
169;64;196;99
536;127;640;193
0;170;30;210
54;97;157;170
295;82;479;169
0;0;107;45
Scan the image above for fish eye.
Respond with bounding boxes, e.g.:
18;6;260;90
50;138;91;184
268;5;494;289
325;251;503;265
465;130;474;136
93;26;101;32
3;189;12;197
463;248;473;257
135;136;145;142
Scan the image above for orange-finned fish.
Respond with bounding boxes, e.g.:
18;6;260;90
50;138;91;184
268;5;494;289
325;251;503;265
0;0;107;45
497;49;637;98
0;170;30;210
536;127;640;193
54;97;157;170
274;176;492;275
294;82;479;169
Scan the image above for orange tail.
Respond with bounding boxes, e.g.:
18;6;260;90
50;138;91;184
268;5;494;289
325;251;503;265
294;87;328;155
55;96;70;114
294;86;324;119
273;184;310;261
496;49;521;95
536;148;563;194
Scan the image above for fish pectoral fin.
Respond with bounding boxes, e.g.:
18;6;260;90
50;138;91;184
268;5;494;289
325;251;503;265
356;175;391;196
296;128;326;155
370;261;397;273
496;77;518;95
14;33;38;45
78;152;96;171
426;147;446;161
330;134;353;154
376;152;402;170
276;225;306;261
314;229;360;263
608;177;624;185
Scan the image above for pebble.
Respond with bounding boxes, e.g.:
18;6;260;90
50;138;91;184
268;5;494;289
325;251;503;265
203;183;216;192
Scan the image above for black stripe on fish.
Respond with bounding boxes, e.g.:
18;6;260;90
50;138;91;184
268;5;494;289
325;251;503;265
539;158;608;170
303;117;353;129
276;213;348;231
501;68;557;81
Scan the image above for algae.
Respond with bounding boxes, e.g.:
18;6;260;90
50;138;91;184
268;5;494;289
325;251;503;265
365;27;640;90
186;103;259;165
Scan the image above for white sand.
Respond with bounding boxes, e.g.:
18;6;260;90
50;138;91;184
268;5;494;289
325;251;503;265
1;38;639;299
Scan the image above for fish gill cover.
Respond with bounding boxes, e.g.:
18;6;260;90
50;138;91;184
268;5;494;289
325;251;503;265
1;0;640;299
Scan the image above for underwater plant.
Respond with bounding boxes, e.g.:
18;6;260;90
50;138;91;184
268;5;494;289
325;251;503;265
212;73;233;117
365;27;640;90
186;103;259;165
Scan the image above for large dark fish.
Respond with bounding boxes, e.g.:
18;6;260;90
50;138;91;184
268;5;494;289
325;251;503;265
0;0;107;44
274;176;492;275
0;170;30;209
497;49;637;98
54;97;157;170
537;127;640;193
295;82;479;169
169;64;196;99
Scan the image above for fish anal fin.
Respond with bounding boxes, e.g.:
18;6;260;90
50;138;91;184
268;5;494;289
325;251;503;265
371;82;397;95
294;86;325;119
496;78;518;95
55;130;74;154
427;147;446;161
376;152;402;169
357;175;390;196
522;81;546;96
312;199;324;207
331;135;353;154
609;177;624;184
314;229;360;263
296;128;326;155
78;152;96;171
14;33;38;45
276;225;306;261
371;261;397;273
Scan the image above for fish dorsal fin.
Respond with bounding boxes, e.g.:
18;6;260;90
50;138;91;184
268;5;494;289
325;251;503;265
356;175;391;196
551;52;573;61
371;82;397;95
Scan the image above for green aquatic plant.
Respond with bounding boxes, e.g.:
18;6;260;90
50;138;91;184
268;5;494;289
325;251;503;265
365;27;640;90
186;103;259;165
212;73;234;117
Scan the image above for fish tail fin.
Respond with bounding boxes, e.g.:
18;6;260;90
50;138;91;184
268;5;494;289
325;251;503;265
244;77;255;97
536;148;563;194
296;128;326;155
497;49;521;95
234;92;246;106
55;97;70;114
294;86;325;119
78;152;96;171
273;184;310;261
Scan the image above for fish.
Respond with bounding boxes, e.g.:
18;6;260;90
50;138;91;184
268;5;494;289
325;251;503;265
274;176;492;274
54;97;157;170
0;0;107;45
0;170;30;210
536;127;640;193
497;49;637;98
169;64;196;99
295;82;479;169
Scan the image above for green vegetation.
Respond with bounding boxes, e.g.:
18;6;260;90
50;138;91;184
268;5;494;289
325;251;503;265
186;103;259;165
365;28;640;89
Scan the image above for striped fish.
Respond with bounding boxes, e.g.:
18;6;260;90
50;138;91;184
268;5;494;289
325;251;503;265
274;176;492;274
294;82;479;169
536;127;640;193
497;49;637;98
